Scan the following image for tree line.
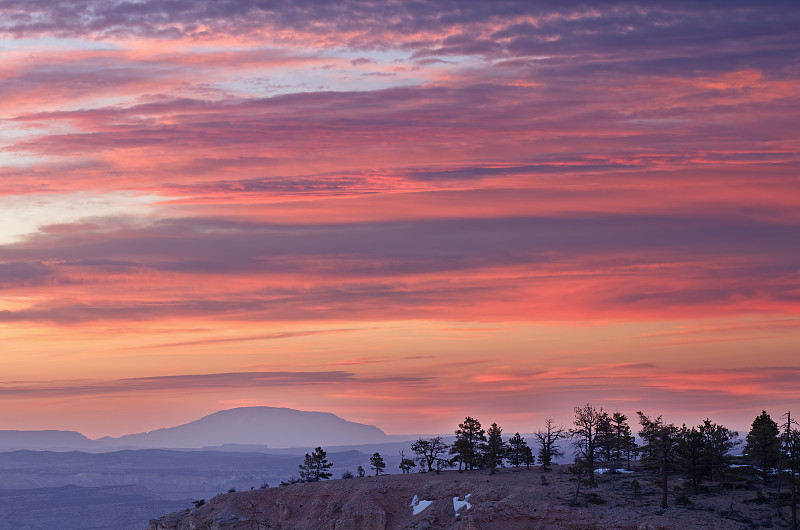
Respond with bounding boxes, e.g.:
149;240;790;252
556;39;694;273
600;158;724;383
280;406;800;529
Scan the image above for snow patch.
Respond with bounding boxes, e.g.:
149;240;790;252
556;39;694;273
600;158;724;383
410;494;433;515
594;468;634;474
453;493;471;516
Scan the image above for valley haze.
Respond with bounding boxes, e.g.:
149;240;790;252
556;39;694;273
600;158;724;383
0;407;431;530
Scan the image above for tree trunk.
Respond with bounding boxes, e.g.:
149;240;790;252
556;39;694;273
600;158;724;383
791;472;797;530
661;461;669;509
728;483;737;516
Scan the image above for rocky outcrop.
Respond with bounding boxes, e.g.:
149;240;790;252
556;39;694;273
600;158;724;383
147;468;754;530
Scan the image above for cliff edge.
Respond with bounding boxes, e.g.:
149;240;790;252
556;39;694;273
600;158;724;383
147;467;763;529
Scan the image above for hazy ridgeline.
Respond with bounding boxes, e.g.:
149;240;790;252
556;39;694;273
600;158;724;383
0;405;798;529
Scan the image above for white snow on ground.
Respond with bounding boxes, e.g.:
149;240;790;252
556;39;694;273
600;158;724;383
410;494;433;515
453;494;472;516
594;468;634;474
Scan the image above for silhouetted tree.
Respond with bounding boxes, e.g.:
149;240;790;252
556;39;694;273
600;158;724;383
698;418;739;485
569;457;591;504
357;465;365;478
745;410;781;485
535;418;565;472
596;412;616;471
450;416;485;471
570;405;605;486
522;443;535;470
411;436;449;473
483;422;506;474
398;449;416;474
622;424;638;470
298;447;333;482
677;425;705;494
631;478;641;499
610;412;634;470
781;411;800;530
506;433;531;468
638;412;678;509
370;452;386;476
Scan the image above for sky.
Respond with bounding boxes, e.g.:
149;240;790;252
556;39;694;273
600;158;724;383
0;0;799;439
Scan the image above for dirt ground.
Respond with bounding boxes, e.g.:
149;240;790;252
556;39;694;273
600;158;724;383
148;464;797;529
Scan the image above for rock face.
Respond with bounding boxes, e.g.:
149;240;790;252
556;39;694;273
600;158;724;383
147;468;755;530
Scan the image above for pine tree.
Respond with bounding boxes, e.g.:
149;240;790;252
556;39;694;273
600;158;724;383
780;411;799;530
370;452;386;476
483;422;506;474
450;416;486;471
522;443;535;470
506;433;531;468
596;412;615;471
637;412;678;509
298;446;333;482
610;412;633;470
745;411;781;485
698;419;738;484
677;425;705;494
622;424;638;471
570;404;605;486
357;465;365;478
411;436;449;473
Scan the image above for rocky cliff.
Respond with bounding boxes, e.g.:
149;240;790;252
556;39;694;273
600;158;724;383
148;467;763;529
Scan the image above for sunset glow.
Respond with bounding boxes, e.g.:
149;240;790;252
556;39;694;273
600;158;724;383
1;1;798;438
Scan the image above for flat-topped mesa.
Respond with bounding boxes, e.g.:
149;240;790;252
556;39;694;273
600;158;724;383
104;406;389;449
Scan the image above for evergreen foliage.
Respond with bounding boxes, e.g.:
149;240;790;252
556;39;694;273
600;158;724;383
698;419;738;484
745;410;781;485
450;416;486;471
677;425;705;494
411;436;449;473
780;411;799;529
522;443;535;470
610;412;635;470
298;446;333;482
370;452;386;476
506;433;531;468
637;412;678;509
483;422;506;474
570;404;605;485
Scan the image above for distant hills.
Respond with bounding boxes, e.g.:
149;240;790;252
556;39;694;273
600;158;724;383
0;407;391;451
0;430;95;451
99;406;390;449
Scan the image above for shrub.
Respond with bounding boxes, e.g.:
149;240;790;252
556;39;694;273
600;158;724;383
341;470;355;479
630;479;641;499
586;492;605;504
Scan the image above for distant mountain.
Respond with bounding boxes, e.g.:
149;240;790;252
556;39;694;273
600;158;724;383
0;430;94;451
99;407;390;449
